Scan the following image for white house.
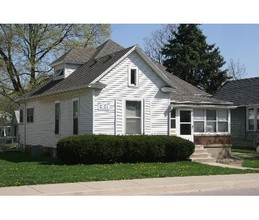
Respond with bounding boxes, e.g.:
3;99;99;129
17;40;235;159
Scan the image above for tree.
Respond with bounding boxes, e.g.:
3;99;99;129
162;24;229;94
143;24;178;63
227;58;246;79
0;24;110;98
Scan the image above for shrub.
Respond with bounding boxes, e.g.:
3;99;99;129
57;135;195;164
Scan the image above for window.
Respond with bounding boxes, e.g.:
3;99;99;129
126;101;141;134
19;108;23;123
248;108;255;130
128;68;138;87
193;109;229;133
218;109;228;132
194;109;204;132
171;109;176;129
55;102;60;134
55;69;64;76
73;99;79;135
206;110;216;132
27;107;34;123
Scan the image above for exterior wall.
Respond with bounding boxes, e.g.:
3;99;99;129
18;88;92;148
194;135;231;145
231;107;246;139
194;134;232;158
94;51;170;135
65;64;80;78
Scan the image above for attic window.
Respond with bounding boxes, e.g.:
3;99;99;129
128;67;138;87
55;69;64;76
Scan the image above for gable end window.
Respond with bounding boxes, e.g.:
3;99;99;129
19;108;24;123
27;107;34;123
128;67;138;87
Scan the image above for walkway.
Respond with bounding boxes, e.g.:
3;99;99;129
1;173;259;195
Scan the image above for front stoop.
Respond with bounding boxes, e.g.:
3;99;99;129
190;145;216;163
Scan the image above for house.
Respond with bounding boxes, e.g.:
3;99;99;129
17;39;235;159
214;77;259;148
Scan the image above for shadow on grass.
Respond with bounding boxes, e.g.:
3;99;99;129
0;151;64;165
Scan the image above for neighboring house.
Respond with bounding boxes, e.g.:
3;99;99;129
0;111;17;138
214;77;259;148
17;40;235;158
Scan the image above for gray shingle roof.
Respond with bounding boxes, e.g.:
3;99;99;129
20;46;134;99
19;39;233;107
214;77;259;106
50;39;124;66
154;62;232;105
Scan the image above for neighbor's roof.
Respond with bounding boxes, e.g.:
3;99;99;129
214;77;259;106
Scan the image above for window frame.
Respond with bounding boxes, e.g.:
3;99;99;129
170;108;176;130
193;108;230;134
128;66;139;87
73;98;79;135
246;106;259;131
124;99;143;135
26;107;34;123
55;101;61;135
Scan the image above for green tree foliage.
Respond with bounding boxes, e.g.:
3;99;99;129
0;24;110;98
162;24;229;94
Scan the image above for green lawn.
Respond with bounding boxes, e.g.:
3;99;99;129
231;148;256;154
242;158;259;168
0;151;259;187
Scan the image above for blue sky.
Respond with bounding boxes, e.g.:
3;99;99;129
111;24;259;78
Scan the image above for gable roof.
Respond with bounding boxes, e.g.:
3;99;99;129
214;77;259;106
50;39;124;67
18;39;234;108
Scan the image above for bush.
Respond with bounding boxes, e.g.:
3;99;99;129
57;135;195;164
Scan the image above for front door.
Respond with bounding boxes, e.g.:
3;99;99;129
179;109;193;142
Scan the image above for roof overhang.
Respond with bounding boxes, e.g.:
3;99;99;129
170;102;237;109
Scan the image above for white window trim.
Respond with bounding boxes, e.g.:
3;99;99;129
193;109;230;135
123;98;144;135
128;66;139;87
72;98;79;135
170;108;177;131
246;106;259;132
54;101;61;135
26;106;34;123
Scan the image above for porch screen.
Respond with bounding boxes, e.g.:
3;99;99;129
126;101;141;134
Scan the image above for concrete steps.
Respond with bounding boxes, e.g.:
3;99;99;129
190;145;216;163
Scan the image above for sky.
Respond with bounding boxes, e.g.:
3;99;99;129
111;24;259;78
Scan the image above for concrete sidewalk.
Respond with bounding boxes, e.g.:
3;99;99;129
1;173;259;196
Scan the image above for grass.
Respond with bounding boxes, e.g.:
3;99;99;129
242;158;259;168
231;148;256;154
0;151;259;187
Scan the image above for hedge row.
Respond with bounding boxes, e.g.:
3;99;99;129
57;135;195;164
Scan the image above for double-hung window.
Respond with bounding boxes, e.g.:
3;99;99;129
55;102;60;134
126;101;141;134
170;109;176;129
206;110;216;132
194;109;204;132
73;99;79;135
27;107;34;123
248;108;255;131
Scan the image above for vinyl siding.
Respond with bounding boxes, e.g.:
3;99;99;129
18;88;92;148
94;51;170;135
